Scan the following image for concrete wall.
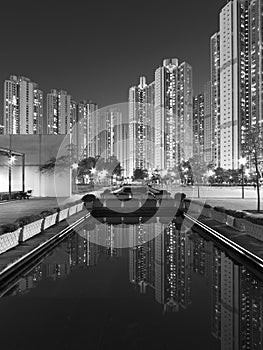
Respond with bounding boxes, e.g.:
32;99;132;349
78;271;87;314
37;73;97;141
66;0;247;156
0;134;71;197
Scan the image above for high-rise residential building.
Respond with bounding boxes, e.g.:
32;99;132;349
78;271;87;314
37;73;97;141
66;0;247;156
77;101;98;159
212;0;263;169
249;0;263;133
128;76;155;176
93;107;129;175
193;94;205;162
204;81;213;164
70;99;77;146
47;89;72;135
219;0;244;169
3;75;43;134
210;32;221;168
114;111;129;178
177;62;193;163
154;59;193;171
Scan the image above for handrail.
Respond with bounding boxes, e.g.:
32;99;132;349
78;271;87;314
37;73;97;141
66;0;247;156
184;213;263;268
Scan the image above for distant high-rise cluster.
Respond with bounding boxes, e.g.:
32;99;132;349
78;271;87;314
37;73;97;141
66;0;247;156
129;58;193;176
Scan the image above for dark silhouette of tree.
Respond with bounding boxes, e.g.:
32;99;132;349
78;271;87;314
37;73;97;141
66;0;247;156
245;127;263;212
133;168;147;180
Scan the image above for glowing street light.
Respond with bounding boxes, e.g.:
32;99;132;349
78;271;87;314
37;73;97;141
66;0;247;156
207;170;215;177
239;157;246;166
72;163;78;170
90;168;96;175
8;155;16;165
245;169;250;177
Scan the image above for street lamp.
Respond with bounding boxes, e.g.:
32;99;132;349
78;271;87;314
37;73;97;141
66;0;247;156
71;163;79;193
8;153;16;200
90;167;96;175
239;157;246;199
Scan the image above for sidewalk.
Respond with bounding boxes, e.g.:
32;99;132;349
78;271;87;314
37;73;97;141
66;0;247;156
199;198;263;217
0;188;104;226
168;185;263;217
0;195;85;226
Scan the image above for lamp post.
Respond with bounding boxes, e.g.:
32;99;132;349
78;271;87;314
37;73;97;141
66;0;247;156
8;153;16;200
72;163;78;193
239;157;246;199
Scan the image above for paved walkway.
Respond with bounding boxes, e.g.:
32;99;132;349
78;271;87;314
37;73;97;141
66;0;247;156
167;185;263;216
0;188;105;226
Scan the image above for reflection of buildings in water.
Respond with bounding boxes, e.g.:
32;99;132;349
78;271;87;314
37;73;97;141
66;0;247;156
70;230;99;267
12;241;71;296
215;253;263;350
156;221;193;312
129;219;193;312
6;218;263;349
190;234;263;348
129;220;156;294
211;246;221;341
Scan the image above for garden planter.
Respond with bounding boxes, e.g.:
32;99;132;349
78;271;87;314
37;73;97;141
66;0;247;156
76;203;84;212
226;215;235;228
43;212;58;230
0;228;21;254
233;218;247;232
20;218;44;242
246;222;263;241
69;204;78;216
201;207;212;218
58;208;69;222
188;202;203;215
210;210;227;224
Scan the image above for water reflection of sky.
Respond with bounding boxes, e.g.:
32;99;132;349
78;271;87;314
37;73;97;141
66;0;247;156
0;217;262;349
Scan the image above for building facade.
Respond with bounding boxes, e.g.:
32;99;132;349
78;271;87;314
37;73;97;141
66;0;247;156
210;32;221;168
3;76;43;135
76;101;98;159
47;89;73;135
193;93;205;162
154;59;193;171
210;0;263;169
128;76;155;176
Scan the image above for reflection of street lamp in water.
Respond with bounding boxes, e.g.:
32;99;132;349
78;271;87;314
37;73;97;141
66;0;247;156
239;157;246;199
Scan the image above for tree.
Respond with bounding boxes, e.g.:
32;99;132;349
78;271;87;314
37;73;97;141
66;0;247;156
189;156;208;198
245;127;263;212
133;168;147;180
77;157;96;183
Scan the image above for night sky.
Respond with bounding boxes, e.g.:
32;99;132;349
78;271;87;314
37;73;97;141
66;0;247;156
0;0;227;108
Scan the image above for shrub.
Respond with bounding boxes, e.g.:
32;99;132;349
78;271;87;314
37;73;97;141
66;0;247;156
81;194;96;202
40;208;59;218
204;203;212;208
214;206;226;213
245;216;263;226
0;223;19;234
15;214;42;227
224;209;247;219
